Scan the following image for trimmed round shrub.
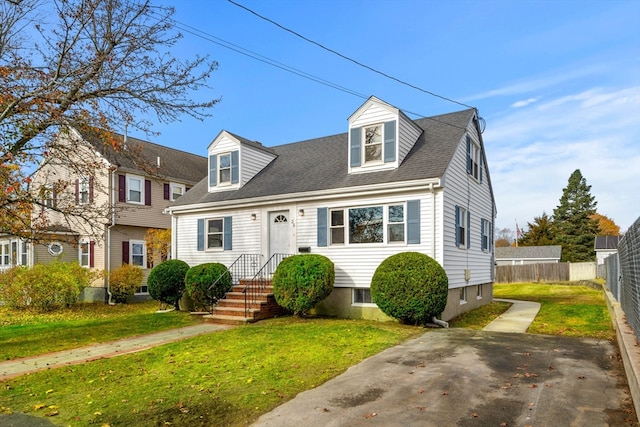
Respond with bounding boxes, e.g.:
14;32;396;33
0;262;96;311
370;252;448;325
147;259;190;309
109;264;143;303
185;263;232;311
272;254;334;316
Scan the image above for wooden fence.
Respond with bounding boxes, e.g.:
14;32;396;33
495;263;570;283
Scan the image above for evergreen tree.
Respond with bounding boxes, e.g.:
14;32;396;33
518;212;554;246
552;169;599;262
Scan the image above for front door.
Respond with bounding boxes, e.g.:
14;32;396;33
269;210;290;258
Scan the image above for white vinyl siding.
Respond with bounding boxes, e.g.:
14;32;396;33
241;144;277;187
442;122;494;288
397;112;423;164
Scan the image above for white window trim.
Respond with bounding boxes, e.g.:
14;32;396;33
0;242;10;267
457;206;468;249
352;288;377;307
218;153;232;186
129;239;147;268
206;218;225;251
170;182;186;201
460;287;467;305
362;123;384;166
477;284;483;300
469;141;480;181
79;239;91;268
78;175;90;205
126;174;144;205
330;203;408;247
48;242;64;256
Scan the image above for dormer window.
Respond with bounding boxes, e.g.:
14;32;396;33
208;150;239;188
364;124;383;163
350;120;396;170
219;153;231;184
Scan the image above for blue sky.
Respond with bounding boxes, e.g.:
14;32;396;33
143;0;640;234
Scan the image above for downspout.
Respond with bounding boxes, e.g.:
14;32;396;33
429;182;448;328
106;167;117;305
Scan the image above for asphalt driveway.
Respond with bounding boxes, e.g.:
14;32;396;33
253;329;636;426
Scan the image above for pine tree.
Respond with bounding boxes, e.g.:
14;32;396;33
552;169;599;262
519;212;555;246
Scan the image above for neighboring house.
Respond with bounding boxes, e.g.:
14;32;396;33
594;235;621;266
166;96;496;321
495;245;562;266
0;128;207;302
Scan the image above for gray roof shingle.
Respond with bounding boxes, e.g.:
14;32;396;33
495;245;562;260
173;108;476;207
79;130;207;184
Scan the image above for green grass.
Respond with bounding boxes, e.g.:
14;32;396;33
448;301;512;329
0;317;422;426
493;282;614;339
0;301;202;360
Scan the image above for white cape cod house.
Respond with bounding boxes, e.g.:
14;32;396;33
167;96;496;321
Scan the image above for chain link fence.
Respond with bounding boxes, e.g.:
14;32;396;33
605;216;640;341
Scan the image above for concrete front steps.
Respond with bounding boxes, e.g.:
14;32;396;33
203;279;287;325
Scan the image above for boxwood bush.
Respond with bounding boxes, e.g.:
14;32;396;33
272;254;334;316
0;262;96;311
109;263;143;303
147;259;190;310
370;252;448;325
185;263;232;311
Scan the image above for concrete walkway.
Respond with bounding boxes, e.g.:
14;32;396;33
482;298;541;333
0;323;230;381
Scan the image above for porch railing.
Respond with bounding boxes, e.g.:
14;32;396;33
243;253;291;317
208;254;262;312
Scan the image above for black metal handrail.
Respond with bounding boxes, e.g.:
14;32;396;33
209;254;262;312
243;253;291;317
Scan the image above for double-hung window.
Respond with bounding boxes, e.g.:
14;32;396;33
330;210;345;245
207;219;224;249
171;183;185;201
127;175;143;204
130;240;145;267
218;154;231;185
363;124;383;164
466;135;481;181
0;243;9;267
78;176;90;205
388;205;405;242
481;218;492;251
455;206;469;248
80;241;90;267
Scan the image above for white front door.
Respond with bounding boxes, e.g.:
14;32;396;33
269;210;290;258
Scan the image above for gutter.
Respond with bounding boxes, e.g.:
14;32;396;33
166;178;442;216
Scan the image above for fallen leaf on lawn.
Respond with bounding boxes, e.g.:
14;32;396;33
578;376;586;379
34;404;46;410
363;412;377;419
441;391;449;395
529;384;538;388
45;410;59;417
45;389;54;394
471;412;479;418
94;411;102;415
417;406;426;411
418;389;424;394
545;384;553;388
500;423;508;426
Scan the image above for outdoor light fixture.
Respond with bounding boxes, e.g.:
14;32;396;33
298;209;304;217
251;213;257;221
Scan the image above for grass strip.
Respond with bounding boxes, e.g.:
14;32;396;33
0;301;201;360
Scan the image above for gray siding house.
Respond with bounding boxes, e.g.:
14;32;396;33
495;245;562;266
167;96;496;321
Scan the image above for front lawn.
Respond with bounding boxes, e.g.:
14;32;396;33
0;301;202;360
0;317;422;426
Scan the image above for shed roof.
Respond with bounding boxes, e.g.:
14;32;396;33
594;235;621;250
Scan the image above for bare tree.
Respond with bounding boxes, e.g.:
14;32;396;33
0;0;218;241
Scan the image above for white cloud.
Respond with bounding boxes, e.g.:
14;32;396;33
510;97;540;108
486;85;640;233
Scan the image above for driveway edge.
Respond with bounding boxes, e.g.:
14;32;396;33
604;286;640;423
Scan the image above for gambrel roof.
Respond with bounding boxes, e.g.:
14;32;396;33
173;108;477;207
78;129;208;184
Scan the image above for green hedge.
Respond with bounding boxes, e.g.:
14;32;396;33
0;262;96;311
185;263;232;311
370;252;448;325
272;254;334;316
147;259;190;309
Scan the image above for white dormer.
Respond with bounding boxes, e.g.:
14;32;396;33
207;130;277;192
348;96;422;174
